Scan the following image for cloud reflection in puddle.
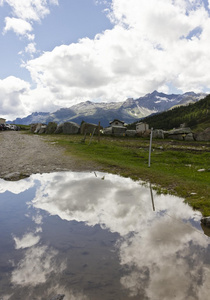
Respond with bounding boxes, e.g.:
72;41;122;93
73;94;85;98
0;171;209;300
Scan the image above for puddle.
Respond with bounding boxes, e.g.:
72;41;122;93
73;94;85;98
0;171;209;300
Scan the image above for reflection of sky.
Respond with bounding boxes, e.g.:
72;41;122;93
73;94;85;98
0;177;35;194
0;171;209;300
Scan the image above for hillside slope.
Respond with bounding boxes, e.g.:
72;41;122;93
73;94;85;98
141;94;210;131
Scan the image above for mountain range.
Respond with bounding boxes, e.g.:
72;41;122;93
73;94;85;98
10;91;206;127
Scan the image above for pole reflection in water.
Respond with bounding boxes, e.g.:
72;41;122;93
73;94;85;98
0;171;209;300
149;183;155;212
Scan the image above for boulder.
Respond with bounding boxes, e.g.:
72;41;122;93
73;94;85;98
50;295;65;300
30;123;37;133
126;130;136;137
194;128;210;141
142;130;151;138
34;123;42;133
46;122;57;134
63;122;80;134
168;127;192;135
185;133;194;141
168;134;185;140
153;129;164;139
54;123;64;134
201;217;210;227
166;127;193;140
80;122;101;135
38;125;47;134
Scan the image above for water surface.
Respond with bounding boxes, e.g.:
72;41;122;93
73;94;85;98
0;171;209;300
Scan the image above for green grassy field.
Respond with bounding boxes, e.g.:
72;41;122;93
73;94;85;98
43;134;210;217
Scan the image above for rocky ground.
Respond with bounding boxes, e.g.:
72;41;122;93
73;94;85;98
0;131;101;180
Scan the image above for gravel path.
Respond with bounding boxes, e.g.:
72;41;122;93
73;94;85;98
0;131;99;180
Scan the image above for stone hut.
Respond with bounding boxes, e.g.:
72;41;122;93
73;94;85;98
109;119;125;127
136;122;149;134
112;126;127;136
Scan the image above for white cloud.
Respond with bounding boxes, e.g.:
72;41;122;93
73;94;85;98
3;0;52;22
3;17;33;37
1;0;58;39
22;0;210;112
25;42;37;55
1;0;210;119
0;76;31;119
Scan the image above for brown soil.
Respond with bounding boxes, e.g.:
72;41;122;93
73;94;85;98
0;131;101;180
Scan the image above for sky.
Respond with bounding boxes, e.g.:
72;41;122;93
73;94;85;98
0;0;210;121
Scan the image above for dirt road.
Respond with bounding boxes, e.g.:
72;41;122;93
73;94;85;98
0;131;100;180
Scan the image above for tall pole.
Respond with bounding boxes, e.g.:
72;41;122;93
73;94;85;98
148;127;153;167
98;121;100;143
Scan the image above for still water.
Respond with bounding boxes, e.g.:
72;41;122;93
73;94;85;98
0;171;209;300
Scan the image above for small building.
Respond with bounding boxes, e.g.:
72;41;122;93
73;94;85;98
112;126;127;136
136;122;149;133
109;119;125;127
0;118;6;124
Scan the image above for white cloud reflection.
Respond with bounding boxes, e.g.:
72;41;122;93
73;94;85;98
28;171;209;299
11;245;63;286
13;232;40;249
0;176;35;194
30;172;202;235
0;171;209;299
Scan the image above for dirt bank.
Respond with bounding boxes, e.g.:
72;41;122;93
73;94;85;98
0;131;100;180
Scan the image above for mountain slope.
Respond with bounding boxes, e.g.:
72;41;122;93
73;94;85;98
9;91;206;127
141;94;210;131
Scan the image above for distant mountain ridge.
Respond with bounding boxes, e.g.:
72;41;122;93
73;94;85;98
141;94;210;131
10;91;206;127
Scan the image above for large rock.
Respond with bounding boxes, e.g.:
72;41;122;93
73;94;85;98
166;127;193;140
46;122;57;134
153;129;164;139
194;128;210;141
201;217;210;227
80;122;101;135
185;133;194;141
63;122;80;134
30;123;46;134
54;123;64;134
30;123;37;133
126;130;136;137
50;295;65;300
168;127;192;135
34;123;42;133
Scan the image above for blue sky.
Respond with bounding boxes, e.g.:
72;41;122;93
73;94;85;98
0;0;210;120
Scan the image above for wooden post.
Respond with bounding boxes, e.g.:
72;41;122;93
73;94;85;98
98;121;100;143
148;127;153;167
88;128;96;145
